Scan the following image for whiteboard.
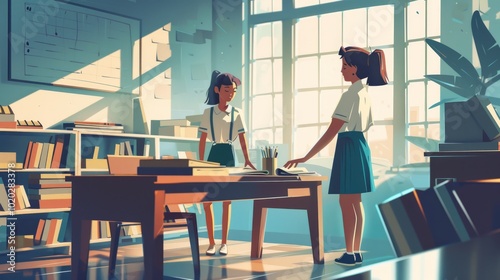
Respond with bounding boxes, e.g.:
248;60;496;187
9;0;141;94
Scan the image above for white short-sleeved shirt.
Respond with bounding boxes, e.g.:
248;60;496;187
332;80;373;132
198;105;246;143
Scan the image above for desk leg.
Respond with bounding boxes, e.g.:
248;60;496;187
251;200;267;259
141;190;165;279
71;217;91;280
307;185;324;264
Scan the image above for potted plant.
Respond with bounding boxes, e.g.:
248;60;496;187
406;10;500;152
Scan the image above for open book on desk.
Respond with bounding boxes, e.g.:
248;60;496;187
227;167;269;175
275;167;320;176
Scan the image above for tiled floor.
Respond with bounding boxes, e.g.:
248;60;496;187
0;235;394;279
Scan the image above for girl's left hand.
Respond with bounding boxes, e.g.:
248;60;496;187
284;157;307;168
244;160;256;170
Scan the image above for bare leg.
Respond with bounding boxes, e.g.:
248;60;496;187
221;201;232;244
353;200;364;251
203;202;215;245
339;194;361;252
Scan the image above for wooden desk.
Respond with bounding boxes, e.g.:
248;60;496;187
424;151;500;186
68;175;327;280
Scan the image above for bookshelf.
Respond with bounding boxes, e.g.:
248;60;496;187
0;128;200;257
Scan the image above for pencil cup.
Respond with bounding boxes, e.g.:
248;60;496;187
262;158;278;175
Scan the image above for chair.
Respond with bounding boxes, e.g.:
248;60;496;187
108;208;200;278
106;155;200;278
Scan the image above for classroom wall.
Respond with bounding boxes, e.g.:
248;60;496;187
0;0;214;131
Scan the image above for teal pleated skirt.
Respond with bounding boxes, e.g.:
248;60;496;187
328;131;374;194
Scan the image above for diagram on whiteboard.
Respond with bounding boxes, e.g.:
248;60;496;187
9;0;141;94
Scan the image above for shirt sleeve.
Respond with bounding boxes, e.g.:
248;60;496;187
232;109;246;140
332;91;356;122
199;108;211;140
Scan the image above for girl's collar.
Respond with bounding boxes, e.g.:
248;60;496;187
214;104;233;115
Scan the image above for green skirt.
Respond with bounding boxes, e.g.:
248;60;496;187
207;143;235;167
328;131;374;194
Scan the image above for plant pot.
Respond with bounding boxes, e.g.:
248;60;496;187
444;101;485;143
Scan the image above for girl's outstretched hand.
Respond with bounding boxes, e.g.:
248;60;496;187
284;157;307;169
244;160;257;170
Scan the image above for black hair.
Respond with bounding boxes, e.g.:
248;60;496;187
339;46;389;86
205;70;242;105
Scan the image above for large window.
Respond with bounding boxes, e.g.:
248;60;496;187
406;0;441;164
292;7;395;163
246;0;440;166
249;21;283;146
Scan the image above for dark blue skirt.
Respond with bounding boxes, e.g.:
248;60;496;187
328;131;374;194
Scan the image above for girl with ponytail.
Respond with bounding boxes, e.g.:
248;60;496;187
198;70;256;256
285;46;388;266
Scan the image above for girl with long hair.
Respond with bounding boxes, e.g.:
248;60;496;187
285;46;388;266
198;70;256;256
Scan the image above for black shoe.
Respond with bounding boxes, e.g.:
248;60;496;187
354;252;363;264
335;252;356;266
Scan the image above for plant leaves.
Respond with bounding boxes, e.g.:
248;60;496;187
428;97;465;109
425;74;480;98
471;10;500;79
405;136;440;152
425;38;480;84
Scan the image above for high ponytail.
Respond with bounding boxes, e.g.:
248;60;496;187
367;49;388;86
205;70;221;105
339;46;389;86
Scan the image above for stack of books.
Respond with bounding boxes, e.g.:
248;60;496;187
16;120;43;129
151;119;198;138
28;173;71;209
0;105;16;129
137;159;228;175
63;121;124;133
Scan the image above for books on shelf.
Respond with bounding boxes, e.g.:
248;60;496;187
0;178;9;211
275;167;319;176
139;159;220;168
23;135;68;169
34;218;64;245
16;120;43;129
110;140;135;156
